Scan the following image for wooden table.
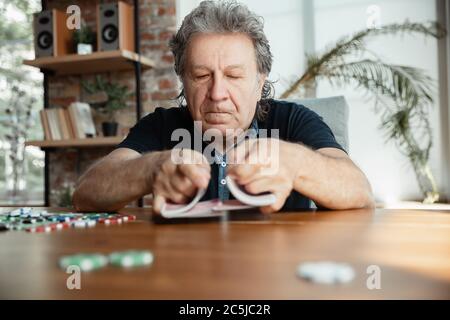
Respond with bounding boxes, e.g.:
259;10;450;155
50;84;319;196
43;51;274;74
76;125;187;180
0;207;449;299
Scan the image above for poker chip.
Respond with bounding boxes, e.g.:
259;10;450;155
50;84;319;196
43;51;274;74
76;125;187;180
27;222;70;233
59;253;108;272
109;250;154;268
9;210;21;217
99;217;123;225
297;261;355;284
2;208;136;234
122;214;136;222
29;210;42;218
72;220;96;228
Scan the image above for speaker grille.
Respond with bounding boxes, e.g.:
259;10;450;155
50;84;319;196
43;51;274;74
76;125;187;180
37;31;53;50
102;25;118;44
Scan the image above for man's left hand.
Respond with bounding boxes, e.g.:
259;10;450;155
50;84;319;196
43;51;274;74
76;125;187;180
227;138;299;214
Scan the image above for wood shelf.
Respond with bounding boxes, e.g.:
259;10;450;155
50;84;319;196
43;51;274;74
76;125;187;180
25;136;124;148
23;50;155;75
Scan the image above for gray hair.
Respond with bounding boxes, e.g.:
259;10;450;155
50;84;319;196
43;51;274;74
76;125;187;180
169;0;275;108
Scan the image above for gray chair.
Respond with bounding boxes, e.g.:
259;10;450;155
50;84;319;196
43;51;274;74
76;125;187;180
284;96;350;153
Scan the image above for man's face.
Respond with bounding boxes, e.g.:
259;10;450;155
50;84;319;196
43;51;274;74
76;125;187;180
182;33;266;135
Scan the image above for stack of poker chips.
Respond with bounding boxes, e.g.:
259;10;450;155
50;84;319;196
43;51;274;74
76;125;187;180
59;250;154;272
296;261;355;284
0;207;136;233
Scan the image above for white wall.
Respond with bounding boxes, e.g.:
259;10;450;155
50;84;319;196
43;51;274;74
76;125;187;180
176;0;444;203
313;0;442;202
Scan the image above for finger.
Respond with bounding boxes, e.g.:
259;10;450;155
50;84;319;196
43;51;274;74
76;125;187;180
259;190;288;214
260;205;275;214
152;194;166;214
246;139;278;167
182;149;211;171
227;163;262;185
171;170;197;198
178;164;211;189
243;177;275;195
228;138;257;165
163;178;190;204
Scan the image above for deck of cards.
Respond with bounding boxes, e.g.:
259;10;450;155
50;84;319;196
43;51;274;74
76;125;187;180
160;176;276;219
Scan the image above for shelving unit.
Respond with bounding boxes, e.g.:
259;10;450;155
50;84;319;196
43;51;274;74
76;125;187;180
25;136;124;148
24;0;146;206
23;50;154;75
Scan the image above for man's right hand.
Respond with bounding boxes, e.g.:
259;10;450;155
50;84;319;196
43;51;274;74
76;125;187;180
152;149;211;214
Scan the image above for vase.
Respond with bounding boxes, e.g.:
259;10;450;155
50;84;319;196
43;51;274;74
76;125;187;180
77;43;93;55
102;122;118;137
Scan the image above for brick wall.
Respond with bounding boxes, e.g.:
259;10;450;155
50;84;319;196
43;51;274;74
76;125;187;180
44;0;179;206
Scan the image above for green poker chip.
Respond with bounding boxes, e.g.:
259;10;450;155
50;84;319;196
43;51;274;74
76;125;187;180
59;253;108;272
109;250;154;268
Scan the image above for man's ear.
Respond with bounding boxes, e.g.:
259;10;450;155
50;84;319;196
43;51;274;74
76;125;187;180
257;74;267;96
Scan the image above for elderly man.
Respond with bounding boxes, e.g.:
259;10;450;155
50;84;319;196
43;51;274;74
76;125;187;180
73;0;374;213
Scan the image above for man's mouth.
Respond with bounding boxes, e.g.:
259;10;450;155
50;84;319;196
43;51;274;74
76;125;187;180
204;112;232;124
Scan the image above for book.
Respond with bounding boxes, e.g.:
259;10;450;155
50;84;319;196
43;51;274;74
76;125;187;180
46;109;62;140
64;108;76;139
161;176;276;218
57;108;70;140
68;102;96;138
67;104;83;139
39;109;52;140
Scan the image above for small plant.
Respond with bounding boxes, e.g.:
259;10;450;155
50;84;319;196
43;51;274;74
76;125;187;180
51;182;75;207
82;76;132;122
73;23;95;46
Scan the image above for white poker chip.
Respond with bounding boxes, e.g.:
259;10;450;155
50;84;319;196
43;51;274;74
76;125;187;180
29;210;41;218
297;261;355;284
9;209;22;217
72;220;96;228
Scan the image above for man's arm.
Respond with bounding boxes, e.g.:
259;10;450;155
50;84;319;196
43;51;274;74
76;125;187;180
227;139;374;212
291;145;375;210
72;148;162;212
72;148;211;213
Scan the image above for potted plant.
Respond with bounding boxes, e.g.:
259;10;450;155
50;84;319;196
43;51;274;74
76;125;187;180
73;22;95;55
82;76;133;136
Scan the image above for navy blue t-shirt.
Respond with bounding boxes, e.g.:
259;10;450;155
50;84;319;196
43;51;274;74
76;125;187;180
116;99;345;210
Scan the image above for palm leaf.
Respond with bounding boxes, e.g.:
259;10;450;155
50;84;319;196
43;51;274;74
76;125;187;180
281;21;445;98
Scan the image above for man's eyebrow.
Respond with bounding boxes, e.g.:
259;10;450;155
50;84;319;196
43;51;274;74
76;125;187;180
191;65;210;70
190;64;246;71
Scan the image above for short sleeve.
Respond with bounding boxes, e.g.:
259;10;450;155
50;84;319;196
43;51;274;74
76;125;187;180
115;108;164;154
285;103;346;153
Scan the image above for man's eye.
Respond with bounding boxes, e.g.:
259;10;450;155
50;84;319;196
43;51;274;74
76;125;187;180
195;74;209;80
227;75;242;79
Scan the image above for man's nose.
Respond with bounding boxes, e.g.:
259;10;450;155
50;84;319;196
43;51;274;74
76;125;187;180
209;75;228;101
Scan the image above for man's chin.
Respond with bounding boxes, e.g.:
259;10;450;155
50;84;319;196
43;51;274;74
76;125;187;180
202;121;239;136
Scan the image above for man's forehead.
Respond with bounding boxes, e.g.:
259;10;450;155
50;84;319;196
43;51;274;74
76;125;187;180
185;33;257;69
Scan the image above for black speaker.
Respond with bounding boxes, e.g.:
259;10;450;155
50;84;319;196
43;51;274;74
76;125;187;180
97;1;134;52
33;9;73;57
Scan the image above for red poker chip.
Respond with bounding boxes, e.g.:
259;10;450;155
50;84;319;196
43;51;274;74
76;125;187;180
27;225;53;233
122;214;136;221
26;221;71;233
98;217;122;225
